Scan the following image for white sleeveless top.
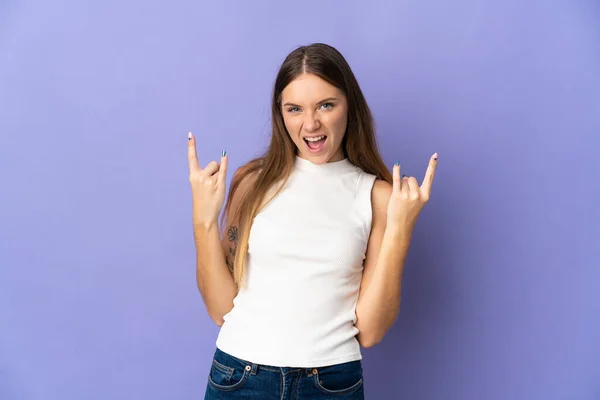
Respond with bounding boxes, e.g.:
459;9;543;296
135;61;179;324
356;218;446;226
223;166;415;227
215;156;377;368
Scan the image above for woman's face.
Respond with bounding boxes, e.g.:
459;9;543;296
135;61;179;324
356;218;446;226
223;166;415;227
280;73;348;164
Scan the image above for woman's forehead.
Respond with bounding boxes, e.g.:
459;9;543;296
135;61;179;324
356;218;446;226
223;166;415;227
281;74;344;104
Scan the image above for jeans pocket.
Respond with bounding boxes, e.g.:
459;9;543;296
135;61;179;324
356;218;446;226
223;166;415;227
207;350;250;392
313;360;364;396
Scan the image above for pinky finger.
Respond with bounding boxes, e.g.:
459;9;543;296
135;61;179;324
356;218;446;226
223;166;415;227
393;161;401;192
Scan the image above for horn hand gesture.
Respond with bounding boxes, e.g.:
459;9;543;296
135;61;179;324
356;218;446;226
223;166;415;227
188;132;228;228
387;153;438;231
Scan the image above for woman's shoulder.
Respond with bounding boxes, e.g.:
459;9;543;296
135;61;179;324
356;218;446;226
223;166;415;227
370;178;392;213
353;165;392;209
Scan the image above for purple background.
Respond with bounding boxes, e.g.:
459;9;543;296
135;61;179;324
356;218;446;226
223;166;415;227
1;1;599;399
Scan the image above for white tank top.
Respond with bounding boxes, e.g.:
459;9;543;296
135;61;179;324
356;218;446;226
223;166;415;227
215;156;377;368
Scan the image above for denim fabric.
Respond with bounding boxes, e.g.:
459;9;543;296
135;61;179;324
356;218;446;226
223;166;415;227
204;348;364;399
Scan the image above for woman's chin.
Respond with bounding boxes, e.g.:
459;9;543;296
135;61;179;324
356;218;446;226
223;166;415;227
299;149;330;164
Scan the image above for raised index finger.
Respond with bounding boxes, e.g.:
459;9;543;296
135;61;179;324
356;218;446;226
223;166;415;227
420;152;438;195
187;132;201;173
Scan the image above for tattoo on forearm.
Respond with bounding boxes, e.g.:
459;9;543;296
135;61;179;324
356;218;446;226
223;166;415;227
226;225;239;274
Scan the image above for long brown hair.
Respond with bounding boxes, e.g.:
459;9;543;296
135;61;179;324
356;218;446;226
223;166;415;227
221;43;392;287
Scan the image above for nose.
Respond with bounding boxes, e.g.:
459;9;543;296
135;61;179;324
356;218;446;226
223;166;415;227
303;112;321;132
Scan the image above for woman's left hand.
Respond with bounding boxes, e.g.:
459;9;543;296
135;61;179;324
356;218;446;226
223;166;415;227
386;153;438;232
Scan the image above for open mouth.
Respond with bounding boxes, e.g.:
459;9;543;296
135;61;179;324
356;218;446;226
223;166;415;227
303;135;327;152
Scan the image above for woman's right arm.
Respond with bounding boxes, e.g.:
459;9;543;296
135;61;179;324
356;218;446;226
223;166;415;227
193;221;236;326
193;165;256;326
188;132;250;326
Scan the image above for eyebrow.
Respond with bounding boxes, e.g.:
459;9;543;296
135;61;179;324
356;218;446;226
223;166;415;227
282;97;339;108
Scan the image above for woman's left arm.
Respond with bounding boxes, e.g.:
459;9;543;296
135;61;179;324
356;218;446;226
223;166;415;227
355;153;438;348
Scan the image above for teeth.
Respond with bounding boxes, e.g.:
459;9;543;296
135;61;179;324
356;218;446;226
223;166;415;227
305;136;325;142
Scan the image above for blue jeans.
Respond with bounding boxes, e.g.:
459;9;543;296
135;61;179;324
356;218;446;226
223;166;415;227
204;348;365;399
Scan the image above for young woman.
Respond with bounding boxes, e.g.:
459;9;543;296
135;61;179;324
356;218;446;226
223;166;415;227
188;43;438;399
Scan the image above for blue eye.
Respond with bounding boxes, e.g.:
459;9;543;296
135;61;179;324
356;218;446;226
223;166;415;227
321;103;334;110
287;106;300;112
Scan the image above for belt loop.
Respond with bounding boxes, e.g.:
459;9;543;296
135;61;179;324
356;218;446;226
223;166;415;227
250;362;258;375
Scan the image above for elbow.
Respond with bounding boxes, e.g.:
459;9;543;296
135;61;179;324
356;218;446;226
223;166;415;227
207;308;228;327
203;297;234;327
210;313;225;327
357;331;384;348
355;314;396;349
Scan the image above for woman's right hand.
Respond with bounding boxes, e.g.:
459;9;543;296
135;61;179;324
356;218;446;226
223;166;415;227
188;132;228;228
